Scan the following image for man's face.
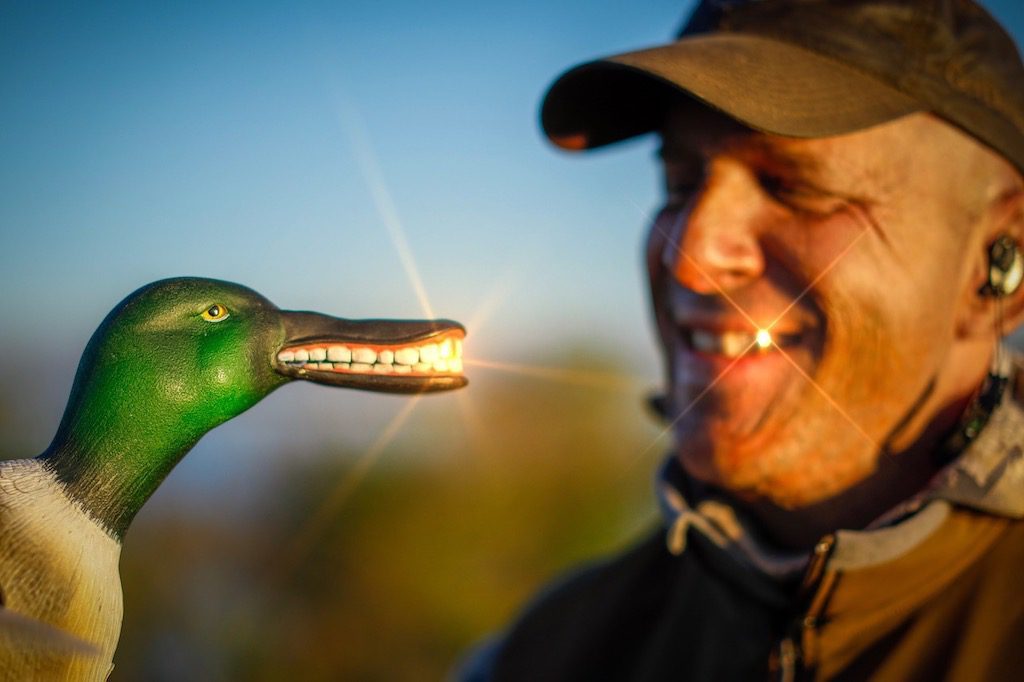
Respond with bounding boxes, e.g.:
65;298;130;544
649;106;990;508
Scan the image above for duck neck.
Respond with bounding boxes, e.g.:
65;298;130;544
39;396;211;543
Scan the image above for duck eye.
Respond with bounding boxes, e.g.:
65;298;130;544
201;304;229;322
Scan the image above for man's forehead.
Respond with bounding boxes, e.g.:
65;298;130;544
657;106;975;188
659;103;835;168
659;125;829;174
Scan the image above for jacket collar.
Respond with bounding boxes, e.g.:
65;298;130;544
933;374;1024;518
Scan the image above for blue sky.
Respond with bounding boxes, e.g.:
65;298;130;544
2;1;1023;497
1;1;691;345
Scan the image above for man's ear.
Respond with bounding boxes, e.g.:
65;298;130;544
959;189;1024;340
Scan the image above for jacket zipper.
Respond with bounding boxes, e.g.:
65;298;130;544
773;533;835;682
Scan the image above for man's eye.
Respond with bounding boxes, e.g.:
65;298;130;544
758;172;805;199
758;173;844;215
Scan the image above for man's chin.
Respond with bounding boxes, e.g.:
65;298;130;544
674;429;818;506
677;453;800;509
678;449;759;495
671;404;784;460
676;439;877;511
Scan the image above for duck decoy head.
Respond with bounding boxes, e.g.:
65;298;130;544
42;276;466;539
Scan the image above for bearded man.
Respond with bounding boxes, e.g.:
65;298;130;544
462;1;1024;679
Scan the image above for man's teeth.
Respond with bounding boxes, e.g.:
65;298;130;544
277;338;464;375
690;330;766;357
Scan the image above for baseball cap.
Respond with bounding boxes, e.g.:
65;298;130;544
541;0;1024;175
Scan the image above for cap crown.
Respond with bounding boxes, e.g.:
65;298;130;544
680;0;1024;172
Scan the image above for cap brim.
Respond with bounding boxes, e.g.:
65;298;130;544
542;33;922;150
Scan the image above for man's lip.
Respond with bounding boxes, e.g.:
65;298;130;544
669;315;812;359
670;310;805;335
665;280;817;337
680;328;804;354
674;318;806;338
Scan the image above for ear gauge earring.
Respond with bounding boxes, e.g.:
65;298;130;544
982;235;1024;298
982;236;1022;381
937;236;1021;465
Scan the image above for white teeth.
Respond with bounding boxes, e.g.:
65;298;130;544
327;346;351;362
722;334;751;357
419;343;439;363
279;335;465;375
352;348;377;364
691;330;758;358
394;348;419;365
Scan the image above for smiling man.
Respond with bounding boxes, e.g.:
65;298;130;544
461;1;1024;680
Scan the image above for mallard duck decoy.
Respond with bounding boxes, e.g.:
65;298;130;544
0;277;466;680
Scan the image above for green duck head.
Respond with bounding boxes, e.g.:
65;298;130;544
40;277;466;539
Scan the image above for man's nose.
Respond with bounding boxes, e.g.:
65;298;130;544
658;160;766;294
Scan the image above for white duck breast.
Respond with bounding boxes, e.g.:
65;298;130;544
0;459;121;680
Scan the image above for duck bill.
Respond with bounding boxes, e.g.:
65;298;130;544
273;311;467;393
